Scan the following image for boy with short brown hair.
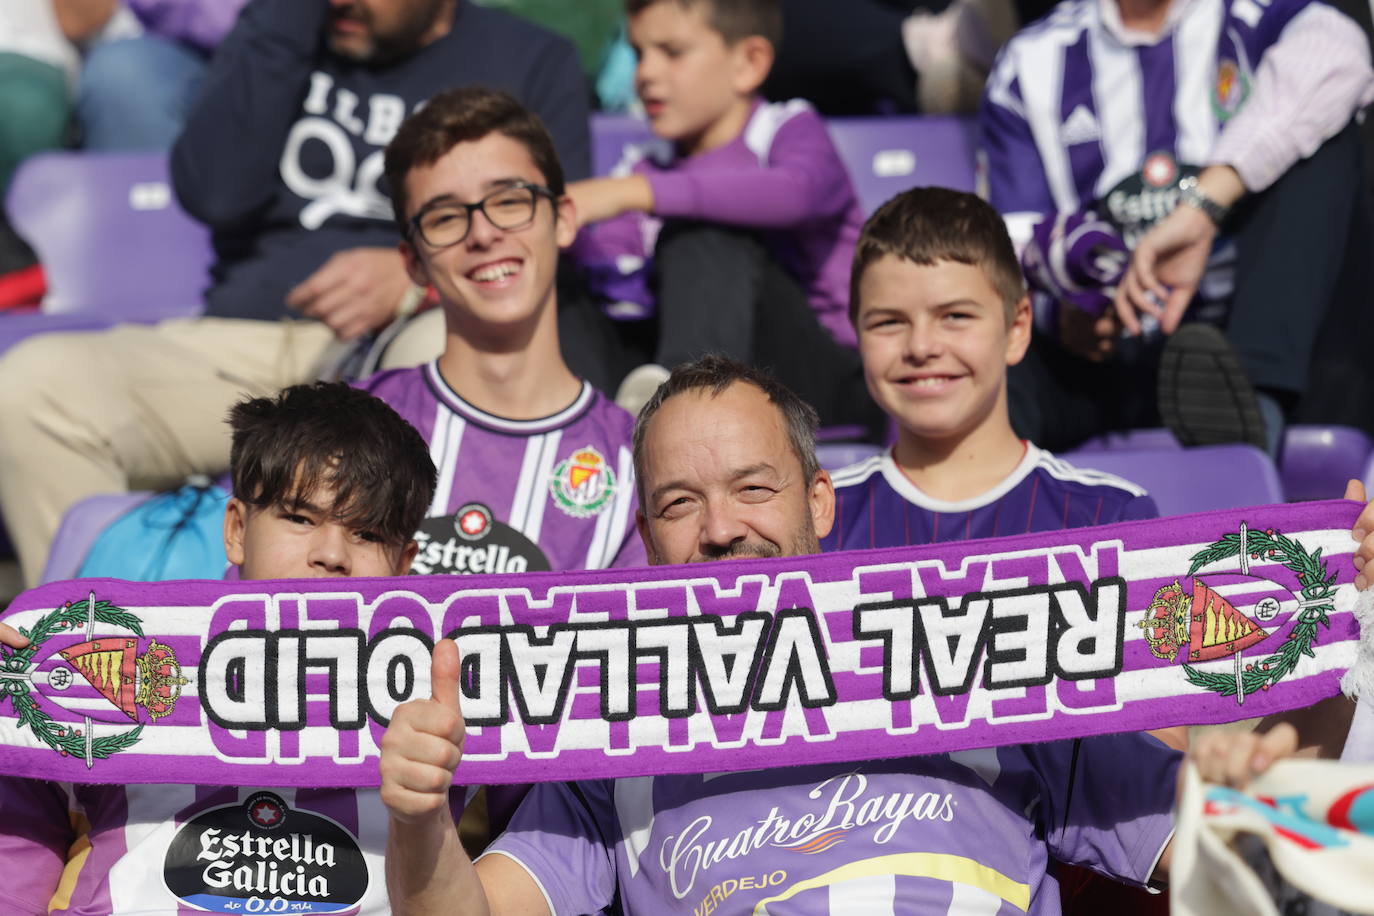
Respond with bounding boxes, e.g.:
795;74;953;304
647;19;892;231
826;186;1157;551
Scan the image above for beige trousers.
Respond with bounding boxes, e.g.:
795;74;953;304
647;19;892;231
0;318;336;585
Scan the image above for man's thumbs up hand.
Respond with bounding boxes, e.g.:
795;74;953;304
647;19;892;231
380;639;468;824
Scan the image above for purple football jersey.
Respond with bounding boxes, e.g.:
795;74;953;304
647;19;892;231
822;444;1157;552
486;737;1179;915
982;0;1332;316
360;362;646;574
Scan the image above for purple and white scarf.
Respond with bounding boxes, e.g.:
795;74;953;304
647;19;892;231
0;501;1366;787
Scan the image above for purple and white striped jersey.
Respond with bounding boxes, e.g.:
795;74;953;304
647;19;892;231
822;444;1157;552
0;780;419;914
359;362;646;574
485;737;1180;915
981;0;1370;319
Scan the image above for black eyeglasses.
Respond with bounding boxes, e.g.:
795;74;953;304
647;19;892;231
407;182;555;248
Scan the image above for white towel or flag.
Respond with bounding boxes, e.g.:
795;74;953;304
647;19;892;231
1172;758;1374;916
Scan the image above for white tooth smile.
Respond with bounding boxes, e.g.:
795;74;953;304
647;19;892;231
470;262;519;282
910;377;950;388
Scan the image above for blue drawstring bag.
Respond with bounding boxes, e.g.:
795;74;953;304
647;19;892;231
77;480;230;581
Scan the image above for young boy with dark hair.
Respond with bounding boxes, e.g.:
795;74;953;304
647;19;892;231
224;381;435;580
569;0;885;437
367;86;645;577
0;381;440;914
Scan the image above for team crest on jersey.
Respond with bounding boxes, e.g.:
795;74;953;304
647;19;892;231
550;445;618;518
1212;59;1250;121
164;791;368;913
0;592;177;768
1138;520;1333;704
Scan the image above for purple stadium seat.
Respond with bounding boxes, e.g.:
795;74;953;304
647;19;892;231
1;151;211;356
1074;428;1180;452
1279;425;1373;502
589;113;980;215
590;112;653;177
38;491;156;585
825;115;979;214
1075;425;1370;502
816;442;884;471
1062;444;1283;516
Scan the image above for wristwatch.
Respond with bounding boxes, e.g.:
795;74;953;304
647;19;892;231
1176;175;1229;227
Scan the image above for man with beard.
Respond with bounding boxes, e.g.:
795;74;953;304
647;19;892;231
379;356;1185;915
0;0;589;587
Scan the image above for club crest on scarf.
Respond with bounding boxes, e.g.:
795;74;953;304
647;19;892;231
0;591;183;767
1139;521;1334;704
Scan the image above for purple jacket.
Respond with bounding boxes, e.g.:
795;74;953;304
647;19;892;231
126;0;249;50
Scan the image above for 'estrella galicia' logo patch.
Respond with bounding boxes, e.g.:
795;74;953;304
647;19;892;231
163;792;367;913
1101;153;1200;246
410;503;551;575
550;445;618;518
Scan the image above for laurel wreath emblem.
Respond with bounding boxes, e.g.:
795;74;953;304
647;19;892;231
0;598;145;760
1181;527;1335;698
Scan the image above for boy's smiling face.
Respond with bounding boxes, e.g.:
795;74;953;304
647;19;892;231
224;481;416;581
399;132;575;340
629;1;768;156
857;255;1031;448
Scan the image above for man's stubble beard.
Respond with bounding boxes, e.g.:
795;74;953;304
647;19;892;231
651;519;820;566
327;0;447;64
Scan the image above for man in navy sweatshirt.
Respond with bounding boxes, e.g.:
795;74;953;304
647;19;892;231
0;0;590;586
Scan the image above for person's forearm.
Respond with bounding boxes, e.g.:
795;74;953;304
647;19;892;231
170;0;326;228
1209;3;1374;192
387;811;491;916
1193;164;1246;210
1257;694;1355;760
51;0;119;43
569;175;654;224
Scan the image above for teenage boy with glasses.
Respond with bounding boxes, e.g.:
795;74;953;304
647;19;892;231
360;87;645;578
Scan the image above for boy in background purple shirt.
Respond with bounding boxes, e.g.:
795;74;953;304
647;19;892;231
568;0;885;439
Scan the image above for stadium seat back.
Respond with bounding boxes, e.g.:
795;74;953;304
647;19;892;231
1076;425;1371;503
816;442;884;471
825;115;979;214
40;492;156;584
1278;425;1373;502
1074;428;1180;452
1062;444;1284;516
6;151;211;320
591;112;654;176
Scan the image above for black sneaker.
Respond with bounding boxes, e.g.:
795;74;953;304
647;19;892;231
1158;323;1267;450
